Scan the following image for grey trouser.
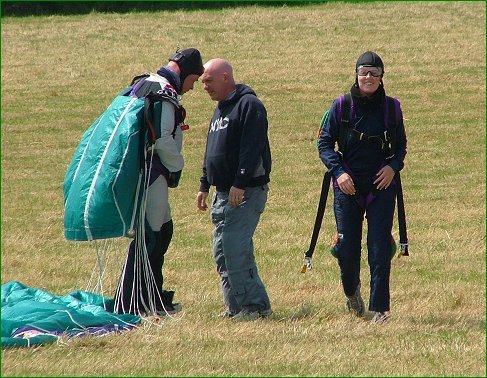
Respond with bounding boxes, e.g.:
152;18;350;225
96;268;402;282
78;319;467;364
145;176;171;231
210;185;271;313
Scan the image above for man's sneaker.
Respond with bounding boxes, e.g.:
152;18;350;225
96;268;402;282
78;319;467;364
346;284;365;317
371;311;389;324
219;310;238;318
232;308;273;322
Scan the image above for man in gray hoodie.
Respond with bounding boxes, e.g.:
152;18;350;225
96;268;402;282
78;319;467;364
197;58;272;321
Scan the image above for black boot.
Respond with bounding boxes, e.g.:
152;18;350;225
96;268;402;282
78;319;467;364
150;220;181;314
114;239;138;314
114;221;157;315
115;220;176;315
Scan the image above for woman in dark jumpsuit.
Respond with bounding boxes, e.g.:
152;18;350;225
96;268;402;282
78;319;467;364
318;51;407;323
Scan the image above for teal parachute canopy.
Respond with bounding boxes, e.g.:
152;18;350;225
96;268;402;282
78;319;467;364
1;281;140;348
63;90;145;241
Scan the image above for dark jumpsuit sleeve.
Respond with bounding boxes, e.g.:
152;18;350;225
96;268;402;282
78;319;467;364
388;100;407;172
318;99;346;179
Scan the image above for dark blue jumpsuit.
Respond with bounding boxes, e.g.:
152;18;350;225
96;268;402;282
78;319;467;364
318;85;407;312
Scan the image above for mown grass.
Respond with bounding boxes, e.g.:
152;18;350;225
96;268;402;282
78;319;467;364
1;2;485;376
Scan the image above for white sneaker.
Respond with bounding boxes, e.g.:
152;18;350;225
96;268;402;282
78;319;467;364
371;311;389;324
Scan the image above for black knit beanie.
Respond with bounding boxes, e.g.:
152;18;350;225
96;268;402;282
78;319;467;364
355;51;384;73
168;48;204;83
354;51;385;88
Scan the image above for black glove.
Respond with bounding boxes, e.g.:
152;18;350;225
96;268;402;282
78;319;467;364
166;170;182;188
159;162;182;188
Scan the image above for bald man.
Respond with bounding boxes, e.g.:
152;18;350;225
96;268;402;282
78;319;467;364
197;59;272;321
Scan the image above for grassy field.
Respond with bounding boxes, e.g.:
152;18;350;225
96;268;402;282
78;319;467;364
1;1;485;376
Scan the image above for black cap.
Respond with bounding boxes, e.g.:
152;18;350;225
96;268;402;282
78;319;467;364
168;48;204;83
356;51;384;73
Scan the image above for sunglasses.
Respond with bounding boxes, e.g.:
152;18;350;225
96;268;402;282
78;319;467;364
356;65;383;77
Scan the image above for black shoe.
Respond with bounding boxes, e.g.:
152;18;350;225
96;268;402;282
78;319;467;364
156;302;182;316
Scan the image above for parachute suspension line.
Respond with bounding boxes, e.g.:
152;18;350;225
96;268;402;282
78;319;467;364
135;149;165;316
86;239;104;292
86;245;98;293
145;150;173;317
95;240;105;295
129;170;149;316
104;311;141;329
114;149;166;317
113;241;130;314
85;239;115;311
114;147;151;316
136;149;173;317
135;149;153;315
135;218;152;314
129;171;143;237
139;150;180;319
96;239;114;311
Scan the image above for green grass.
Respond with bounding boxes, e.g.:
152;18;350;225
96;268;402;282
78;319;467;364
1;1;486;376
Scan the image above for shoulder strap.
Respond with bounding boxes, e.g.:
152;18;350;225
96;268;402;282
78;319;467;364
395;171;409;256
130;72;151;86
144;93;158;145
302;171;332;272
385;96;409;256
337;93;352;154
144;91;182;145
384;96;400;159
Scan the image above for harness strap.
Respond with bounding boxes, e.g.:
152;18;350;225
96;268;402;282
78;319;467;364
302;172;332;271
144;94;158;145
385;96;398;159
337;94;352;156
348;128;388;149
130;72;151;86
395;172;409;256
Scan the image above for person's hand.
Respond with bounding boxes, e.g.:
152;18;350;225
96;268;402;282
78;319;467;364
229;186;245;207
197;191;209;210
337;173;356;195
374;165;395;190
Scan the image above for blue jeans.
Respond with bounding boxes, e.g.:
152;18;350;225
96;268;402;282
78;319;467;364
333;185;396;312
210;185;271;313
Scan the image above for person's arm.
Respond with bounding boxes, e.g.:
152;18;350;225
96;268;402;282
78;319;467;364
198;142;210;192
197;139;211;210
317;99;346;179
232;99;268;189
153;101;184;173
375;100;407;190
318;99;356;195
388;101;407;173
